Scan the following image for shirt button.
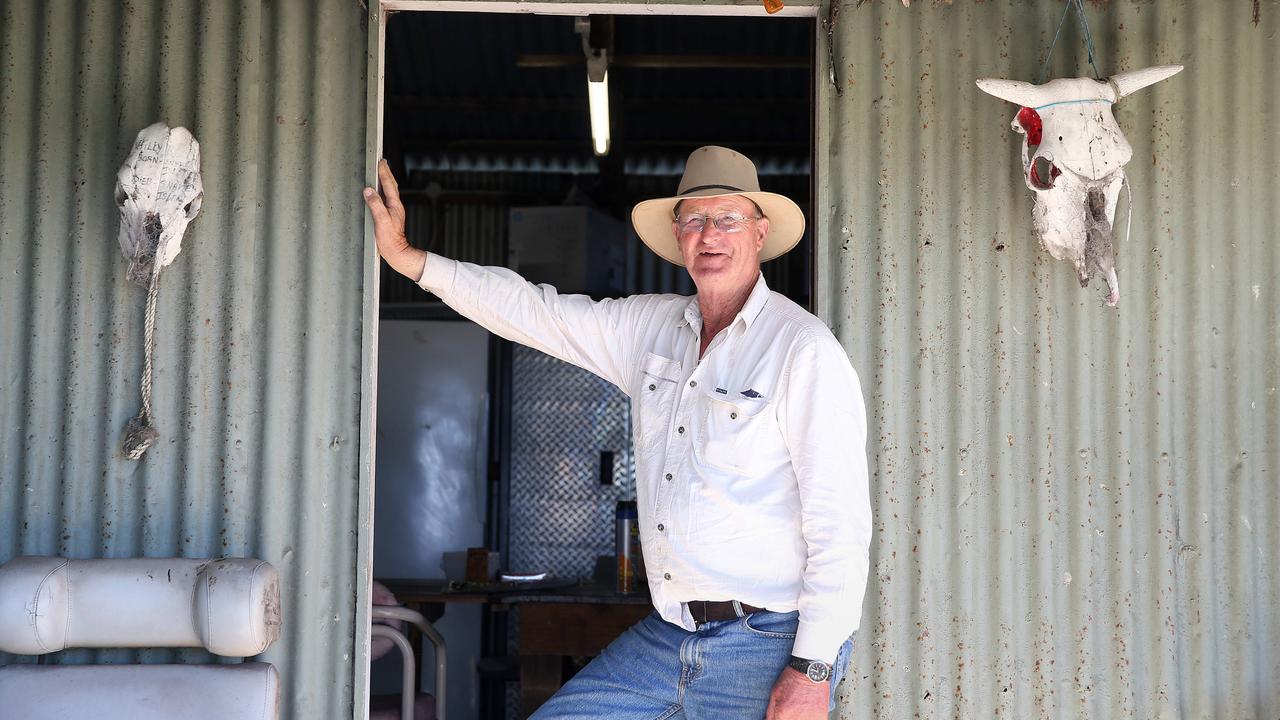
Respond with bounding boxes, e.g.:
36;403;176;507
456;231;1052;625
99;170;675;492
730;412;738;420
689;380;697;388
648;383;656;391
663;573;672;580
664;473;672;481
677;426;685;434
657;524;665;532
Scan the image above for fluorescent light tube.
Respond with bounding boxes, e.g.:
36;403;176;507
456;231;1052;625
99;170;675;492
588;72;610;156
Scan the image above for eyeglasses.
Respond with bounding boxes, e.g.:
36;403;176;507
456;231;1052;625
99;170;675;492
674;211;761;235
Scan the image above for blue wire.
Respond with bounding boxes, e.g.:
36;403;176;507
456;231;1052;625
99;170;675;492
1073;0;1103;79
1037;1;1074;85
1037;0;1104;85
1033;99;1112;111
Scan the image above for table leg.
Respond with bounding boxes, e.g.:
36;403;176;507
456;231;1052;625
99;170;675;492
519;654;562;718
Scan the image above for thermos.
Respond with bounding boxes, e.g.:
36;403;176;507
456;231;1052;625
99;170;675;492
615;500;641;593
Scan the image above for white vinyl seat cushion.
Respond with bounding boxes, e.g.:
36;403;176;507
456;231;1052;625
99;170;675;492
0;662;280;720
0;556;280;656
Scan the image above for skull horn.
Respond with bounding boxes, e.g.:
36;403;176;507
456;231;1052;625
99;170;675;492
978;76;1117;107
975;78;1048;108
1107;65;1184;101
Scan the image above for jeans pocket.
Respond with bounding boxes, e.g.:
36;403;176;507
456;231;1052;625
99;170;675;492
739;610;799;639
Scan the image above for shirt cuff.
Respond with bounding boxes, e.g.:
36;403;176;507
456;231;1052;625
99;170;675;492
791;619;843;664
416;254;456;295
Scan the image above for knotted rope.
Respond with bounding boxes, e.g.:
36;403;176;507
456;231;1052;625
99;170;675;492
122;260;162;459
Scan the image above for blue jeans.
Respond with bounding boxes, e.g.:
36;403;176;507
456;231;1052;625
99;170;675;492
528;609;854;720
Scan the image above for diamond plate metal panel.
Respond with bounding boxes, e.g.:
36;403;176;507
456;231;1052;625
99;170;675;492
508;346;636;580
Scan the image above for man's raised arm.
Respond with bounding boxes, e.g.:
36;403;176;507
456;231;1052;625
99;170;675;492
360;159;648;393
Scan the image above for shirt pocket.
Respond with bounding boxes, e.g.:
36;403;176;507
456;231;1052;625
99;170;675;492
636;352;680;449
695;390;774;474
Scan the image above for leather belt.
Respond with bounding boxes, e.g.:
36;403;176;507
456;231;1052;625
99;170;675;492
688;600;765;626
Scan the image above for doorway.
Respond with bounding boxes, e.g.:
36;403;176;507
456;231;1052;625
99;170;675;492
365;5;817;718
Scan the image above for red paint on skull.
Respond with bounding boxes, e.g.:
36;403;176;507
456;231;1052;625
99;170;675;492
1017;106;1043;147
1018;106;1059;189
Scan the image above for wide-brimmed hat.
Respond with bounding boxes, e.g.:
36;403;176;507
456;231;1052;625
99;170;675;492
631;146;805;266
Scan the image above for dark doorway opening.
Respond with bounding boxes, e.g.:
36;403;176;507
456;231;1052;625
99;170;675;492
373;11;814;719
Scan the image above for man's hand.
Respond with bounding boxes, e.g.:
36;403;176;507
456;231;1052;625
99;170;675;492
765;667;829;720
363;159;427;281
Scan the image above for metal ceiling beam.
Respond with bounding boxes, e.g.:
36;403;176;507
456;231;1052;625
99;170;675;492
516;54;808;69
397;139;808;155
388;95;806;112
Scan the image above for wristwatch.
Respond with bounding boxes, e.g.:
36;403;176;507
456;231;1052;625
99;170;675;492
787;655;832;683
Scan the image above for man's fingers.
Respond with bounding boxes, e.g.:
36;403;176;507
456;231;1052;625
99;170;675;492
363;186;391;225
364;162;412;264
377;159;404;212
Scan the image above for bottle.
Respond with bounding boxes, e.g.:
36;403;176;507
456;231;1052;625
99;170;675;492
615;500;638;594
630;506;646;584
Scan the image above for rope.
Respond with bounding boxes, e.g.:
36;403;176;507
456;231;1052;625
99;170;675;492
140;264;159;422
1122;173;1133;257
1038;0;1103;85
122;261;162;460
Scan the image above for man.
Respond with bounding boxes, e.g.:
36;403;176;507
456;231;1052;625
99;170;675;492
364;146;871;720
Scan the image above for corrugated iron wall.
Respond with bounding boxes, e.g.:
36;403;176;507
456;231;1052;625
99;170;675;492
4;0;1279;718
0;2;369;719
818;1;1279;718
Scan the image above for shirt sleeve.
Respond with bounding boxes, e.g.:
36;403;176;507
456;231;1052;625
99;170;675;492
418;254;636;393
778;332;872;663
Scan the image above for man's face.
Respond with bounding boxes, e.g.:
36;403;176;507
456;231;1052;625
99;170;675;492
673;195;769;295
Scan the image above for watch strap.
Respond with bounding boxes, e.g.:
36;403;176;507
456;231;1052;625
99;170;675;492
787;655;831;683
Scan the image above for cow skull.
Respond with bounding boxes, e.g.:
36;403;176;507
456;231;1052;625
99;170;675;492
114;123;202;459
977;65;1182;307
115;123;203;286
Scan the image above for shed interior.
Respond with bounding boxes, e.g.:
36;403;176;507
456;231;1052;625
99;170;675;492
372;10;814;720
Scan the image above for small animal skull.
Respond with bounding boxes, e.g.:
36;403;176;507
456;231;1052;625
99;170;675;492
977;66;1182;307
115;123;203;286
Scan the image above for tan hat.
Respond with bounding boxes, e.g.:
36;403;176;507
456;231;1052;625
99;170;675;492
631;146;805;266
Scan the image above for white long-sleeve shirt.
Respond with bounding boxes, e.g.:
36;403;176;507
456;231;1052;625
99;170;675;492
418;256;871;662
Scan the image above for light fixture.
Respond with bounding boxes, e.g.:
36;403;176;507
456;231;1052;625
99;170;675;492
587;72;610;156
576;16;611;157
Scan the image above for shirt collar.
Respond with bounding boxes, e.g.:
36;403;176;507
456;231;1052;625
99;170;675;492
679;273;771;332
736;273;771;331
